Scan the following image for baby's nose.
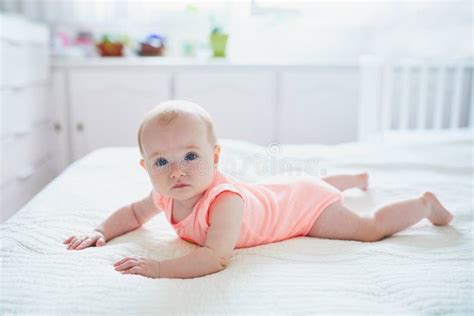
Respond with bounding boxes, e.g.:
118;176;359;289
169;162;186;178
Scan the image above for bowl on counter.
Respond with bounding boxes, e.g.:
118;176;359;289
96;42;124;57
137;42;165;56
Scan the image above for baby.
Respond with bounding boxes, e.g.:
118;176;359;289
64;100;454;279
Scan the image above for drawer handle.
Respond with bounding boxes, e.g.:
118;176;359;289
13;128;31;137
4;38;23;46
10;85;27;92
17;167;35;181
54;122;62;132
76;122;84;132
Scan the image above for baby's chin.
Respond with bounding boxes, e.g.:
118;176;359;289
169;186;204;200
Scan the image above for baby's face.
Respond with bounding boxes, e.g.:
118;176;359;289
140;114;220;201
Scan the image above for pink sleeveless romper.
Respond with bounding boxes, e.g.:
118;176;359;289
151;169;343;249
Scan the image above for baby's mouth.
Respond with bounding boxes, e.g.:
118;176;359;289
172;183;190;189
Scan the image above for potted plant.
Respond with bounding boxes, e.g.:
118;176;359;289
209;27;228;58
96;35;124;57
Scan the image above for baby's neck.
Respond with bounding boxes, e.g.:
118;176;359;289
174;192;204;211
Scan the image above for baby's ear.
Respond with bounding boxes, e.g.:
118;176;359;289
140;159;146;169
214;144;221;165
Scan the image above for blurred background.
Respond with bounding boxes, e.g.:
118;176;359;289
1;1;472;61
0;0;472;221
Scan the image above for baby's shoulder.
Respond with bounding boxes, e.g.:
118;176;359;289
206;190;244;226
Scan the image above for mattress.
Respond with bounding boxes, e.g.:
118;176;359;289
1;130;473;315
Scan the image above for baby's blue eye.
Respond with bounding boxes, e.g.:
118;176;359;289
185;152;198;161
155;157;168;167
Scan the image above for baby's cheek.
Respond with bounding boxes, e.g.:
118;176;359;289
192;159;213;176
150;177;166;191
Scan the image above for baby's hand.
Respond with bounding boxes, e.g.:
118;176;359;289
113;257;160;278
63;230;106;250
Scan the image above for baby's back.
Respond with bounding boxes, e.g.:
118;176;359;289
231;174;343;248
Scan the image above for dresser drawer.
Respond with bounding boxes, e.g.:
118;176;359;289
1;123;53;187
0;15;46;88
1;85;50;139
0;136;28;187
29;122;54;167
0;158;56;223
0;175;26;222
0;38;30;88
28;43;50;83
28;84;50;125
0;88;29;139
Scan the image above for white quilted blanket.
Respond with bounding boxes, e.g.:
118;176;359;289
1;132;473;315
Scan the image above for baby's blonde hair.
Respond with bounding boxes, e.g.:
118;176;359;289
138;100;217;156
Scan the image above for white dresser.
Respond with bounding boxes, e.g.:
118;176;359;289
0;14;57;222
53;59;360;161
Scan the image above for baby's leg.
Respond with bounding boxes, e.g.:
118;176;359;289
307;192;454;242
322;172;369;191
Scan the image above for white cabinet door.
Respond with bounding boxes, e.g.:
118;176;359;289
69;69;170;160
279;68;359;144
174;70;276;146
51;69;70;172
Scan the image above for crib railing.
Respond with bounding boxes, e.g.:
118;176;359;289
357;55;474;142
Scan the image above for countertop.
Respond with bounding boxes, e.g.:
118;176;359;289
52;56;359;68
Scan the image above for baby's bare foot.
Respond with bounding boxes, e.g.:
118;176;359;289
422;192;454;226
355;172;369;191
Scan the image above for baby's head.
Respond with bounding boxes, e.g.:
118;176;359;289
138;100;221;201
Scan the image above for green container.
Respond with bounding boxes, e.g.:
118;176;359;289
210;32;228;58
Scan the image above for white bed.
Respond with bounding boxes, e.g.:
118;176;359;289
1;131;473;315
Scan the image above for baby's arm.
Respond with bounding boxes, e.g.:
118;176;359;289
64;191;160;250
94;191;159;241
158;191;244;278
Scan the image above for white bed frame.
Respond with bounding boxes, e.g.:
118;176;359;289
358;55;474;142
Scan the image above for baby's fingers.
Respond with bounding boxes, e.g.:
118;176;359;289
115;260;138;272
66;237;78;249
113;257;137;267
75;238;93;250
69;237;86;250
95;237;106;247
63;236;75;244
